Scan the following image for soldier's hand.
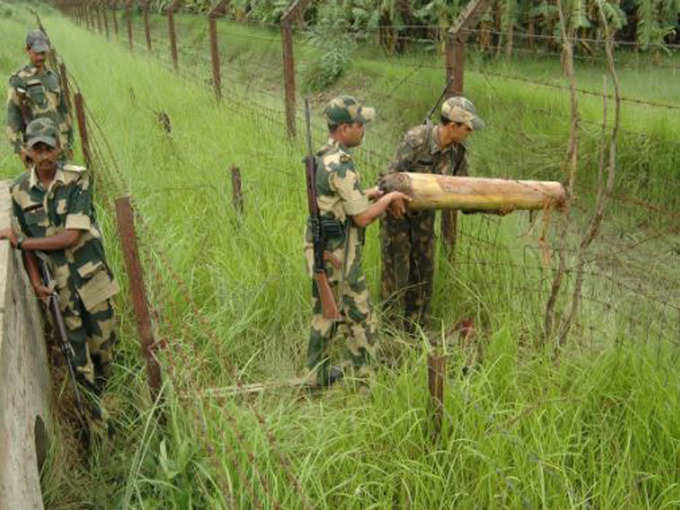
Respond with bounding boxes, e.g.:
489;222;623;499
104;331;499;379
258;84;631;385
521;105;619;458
365;186;384;201
387;192;411;219
32;284;52;302
0;228;18;247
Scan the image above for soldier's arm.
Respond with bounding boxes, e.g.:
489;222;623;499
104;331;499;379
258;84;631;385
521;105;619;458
6;79;25;154
332;166;410;228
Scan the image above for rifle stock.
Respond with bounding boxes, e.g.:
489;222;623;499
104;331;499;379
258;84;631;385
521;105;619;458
315;272;340;320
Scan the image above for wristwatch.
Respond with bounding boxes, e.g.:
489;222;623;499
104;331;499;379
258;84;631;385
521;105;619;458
16;235;25;251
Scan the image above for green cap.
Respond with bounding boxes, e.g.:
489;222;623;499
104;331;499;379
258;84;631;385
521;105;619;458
441;96;485;131
324;95;375;127
25;117;58;148
26;29;50;53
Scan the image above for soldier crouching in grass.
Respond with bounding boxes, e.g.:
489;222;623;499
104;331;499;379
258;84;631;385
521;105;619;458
305;96;411;388
0;118;118;417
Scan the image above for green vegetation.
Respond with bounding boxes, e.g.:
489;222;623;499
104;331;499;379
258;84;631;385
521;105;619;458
1;3;680;508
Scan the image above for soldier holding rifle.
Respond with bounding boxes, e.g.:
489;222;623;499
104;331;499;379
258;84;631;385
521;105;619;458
304;96;410;387
0;118;118;406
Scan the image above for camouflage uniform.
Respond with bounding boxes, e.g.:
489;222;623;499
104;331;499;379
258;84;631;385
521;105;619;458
10;125;118;385
6;31;73;155
381;97;484;331
305;96;377;386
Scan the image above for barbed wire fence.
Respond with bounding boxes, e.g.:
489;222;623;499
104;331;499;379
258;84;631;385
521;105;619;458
35;0;680;501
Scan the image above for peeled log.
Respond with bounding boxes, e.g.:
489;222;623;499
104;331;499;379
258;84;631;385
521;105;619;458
379;173;565;212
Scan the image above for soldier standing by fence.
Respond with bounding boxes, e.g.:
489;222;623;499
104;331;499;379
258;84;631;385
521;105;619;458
6;29;73;164
305;96;411;387
380;97;485;333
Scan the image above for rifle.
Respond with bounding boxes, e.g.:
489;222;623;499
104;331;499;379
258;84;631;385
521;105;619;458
304;98;340;320
424;79;453;125
37;256;91;447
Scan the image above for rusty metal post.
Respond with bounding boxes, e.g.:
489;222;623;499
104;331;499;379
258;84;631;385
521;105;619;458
95;3;103;33
208;14;221;100
168;2;179;72
280;20;296;138
59;63;72;111
114;196;163;401
451;35;465;96
102;1;110;39
126;0;133;51
231;166;243;214
143;1;152;51
427;353;446;440
73;93;92;169
111;1;119;38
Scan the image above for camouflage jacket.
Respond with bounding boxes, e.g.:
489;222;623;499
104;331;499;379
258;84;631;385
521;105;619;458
387;123;468;178
11;164;119;310
305;138;371;255
6;64;73;154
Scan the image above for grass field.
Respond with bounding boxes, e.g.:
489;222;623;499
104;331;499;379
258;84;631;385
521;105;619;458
2;2;680;508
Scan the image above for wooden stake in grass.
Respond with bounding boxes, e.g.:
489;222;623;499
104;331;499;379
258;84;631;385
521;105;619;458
380;173;566;213
428;353;446;440
231;165;243;215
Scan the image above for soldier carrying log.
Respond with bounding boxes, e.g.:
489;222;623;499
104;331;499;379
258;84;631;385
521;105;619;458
380;96;484;332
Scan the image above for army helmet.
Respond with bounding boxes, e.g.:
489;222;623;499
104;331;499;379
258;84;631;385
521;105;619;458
25;117;58;148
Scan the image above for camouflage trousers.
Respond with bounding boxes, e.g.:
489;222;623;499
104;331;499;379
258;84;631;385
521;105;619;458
306;228;377;386
380;210;436;332
59;290;116;387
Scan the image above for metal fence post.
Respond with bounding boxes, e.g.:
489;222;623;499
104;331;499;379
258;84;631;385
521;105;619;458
73;92;92;169
143;0;152;51
208;0;229;101
231;166;243;215
126;0;133;51
102;0;110;39
280;19;296;138
427;353;446;440
168;0;180;72
114;196;163;402
111;0;119;39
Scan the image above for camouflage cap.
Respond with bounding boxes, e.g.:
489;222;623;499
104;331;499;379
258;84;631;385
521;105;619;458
25;117;58;148
324;96;375;127
26;29;50;53
441;96;485;131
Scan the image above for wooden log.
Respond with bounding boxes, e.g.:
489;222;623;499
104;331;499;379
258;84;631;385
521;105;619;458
379;172;565;212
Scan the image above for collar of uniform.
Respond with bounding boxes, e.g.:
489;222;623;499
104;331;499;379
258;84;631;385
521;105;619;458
428;125;442;156
29;165;67;191
25;64;42;76
326;137;350;152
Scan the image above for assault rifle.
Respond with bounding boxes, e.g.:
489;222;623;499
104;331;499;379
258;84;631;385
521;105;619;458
424;79;453;125
304;98;340;320
37;255;90;447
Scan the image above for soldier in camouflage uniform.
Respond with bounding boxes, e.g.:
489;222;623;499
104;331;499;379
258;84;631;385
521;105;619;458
380;97;484;332
6;30;73;163
0;118;118;393
305;96;411;387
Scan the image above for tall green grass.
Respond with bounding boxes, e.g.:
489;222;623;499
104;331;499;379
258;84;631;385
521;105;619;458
1;5;680;508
